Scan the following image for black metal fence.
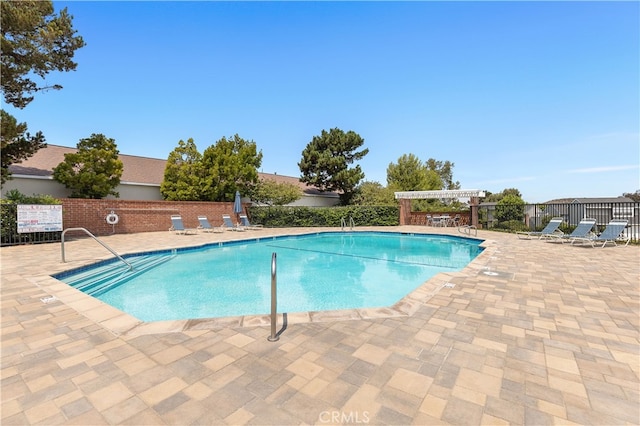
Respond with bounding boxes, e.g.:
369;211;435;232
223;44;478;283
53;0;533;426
478;201;640;242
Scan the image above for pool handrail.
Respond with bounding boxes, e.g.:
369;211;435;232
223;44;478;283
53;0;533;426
267;252;279;342
61;227;133;271
341;216;355;231
458;225;478;237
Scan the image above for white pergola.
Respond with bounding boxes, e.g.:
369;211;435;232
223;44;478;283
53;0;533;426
394;189;486;226
394;189;486;199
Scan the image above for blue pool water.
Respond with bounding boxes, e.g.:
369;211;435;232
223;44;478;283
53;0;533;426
54;232;483;322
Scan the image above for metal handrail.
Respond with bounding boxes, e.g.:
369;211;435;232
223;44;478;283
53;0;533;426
341;216;355;231
458;225;478;237
267;252;279;342
61;227;133;270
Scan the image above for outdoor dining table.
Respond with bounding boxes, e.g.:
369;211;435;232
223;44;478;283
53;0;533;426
432;215;450;227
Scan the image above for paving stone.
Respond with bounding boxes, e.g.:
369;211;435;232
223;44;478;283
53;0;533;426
2;226;638;425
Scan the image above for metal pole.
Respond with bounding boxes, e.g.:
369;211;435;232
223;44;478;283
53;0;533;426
267;252;279;342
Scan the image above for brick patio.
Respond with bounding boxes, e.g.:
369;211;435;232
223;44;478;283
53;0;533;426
1;226;638;425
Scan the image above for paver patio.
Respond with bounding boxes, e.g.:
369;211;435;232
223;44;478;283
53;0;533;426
1;226;638;425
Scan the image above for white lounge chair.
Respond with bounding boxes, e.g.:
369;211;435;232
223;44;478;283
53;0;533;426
222;214;245;231
547;218;596;243
239;214;263;230
516;217;564;240
571;219;630;247
170;215;197;235
197;216;224;233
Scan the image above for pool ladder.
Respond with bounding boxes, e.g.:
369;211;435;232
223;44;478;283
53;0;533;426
341;216;355;231
458;225;478;237
61;227;133;270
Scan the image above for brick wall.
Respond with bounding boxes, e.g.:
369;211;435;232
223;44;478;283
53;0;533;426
60;199;245;236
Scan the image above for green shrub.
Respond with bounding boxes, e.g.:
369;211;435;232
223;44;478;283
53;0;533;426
247;205;399;227
493;220;529;232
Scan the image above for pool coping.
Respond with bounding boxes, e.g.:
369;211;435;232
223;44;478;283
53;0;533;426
31;230;497;336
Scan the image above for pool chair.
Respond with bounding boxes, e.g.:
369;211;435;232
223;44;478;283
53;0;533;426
547;217;597;244
222;214;246;231
570;219;630;248
516;217;564;240
197;216;224;233
170;215;197;235
239;214;263;230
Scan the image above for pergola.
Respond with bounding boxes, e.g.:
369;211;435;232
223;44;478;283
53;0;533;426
394;189;486;226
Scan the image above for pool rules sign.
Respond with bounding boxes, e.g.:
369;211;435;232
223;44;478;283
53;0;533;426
17;204;63;233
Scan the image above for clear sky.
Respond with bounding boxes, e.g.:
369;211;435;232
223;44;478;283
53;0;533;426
4;1;639;203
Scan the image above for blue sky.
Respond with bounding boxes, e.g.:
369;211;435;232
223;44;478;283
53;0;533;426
4;1;639;202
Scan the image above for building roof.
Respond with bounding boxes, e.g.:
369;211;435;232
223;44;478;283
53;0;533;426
8;144;329;196
544;197;635;204
394;189;485;199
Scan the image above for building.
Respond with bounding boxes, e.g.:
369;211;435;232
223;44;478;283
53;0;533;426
2;145;339;207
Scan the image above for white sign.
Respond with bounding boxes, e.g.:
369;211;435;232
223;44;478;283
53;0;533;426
17;204;63;233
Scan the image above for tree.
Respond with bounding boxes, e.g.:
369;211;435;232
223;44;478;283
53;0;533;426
495;193;525;222
52;134;123;199
351;181;396;206
1;1;85;109
484;188;522;203
299;128;369;205
201;134;263;202
425;158;460;190
160;139;204;201
623;190;640;202
251;178;302;206
386;154;441;191
1;110;46;185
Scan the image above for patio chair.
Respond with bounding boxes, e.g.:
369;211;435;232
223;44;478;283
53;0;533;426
222;214;246;231
239;214;263;230
425;214;434;226
516;217;564;240
197;216;224;233
547;218;596;243
434;215;449;227
170;215;197;235
571;219;630;247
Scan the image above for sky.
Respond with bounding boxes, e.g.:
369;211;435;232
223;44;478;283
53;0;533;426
4;1;639;203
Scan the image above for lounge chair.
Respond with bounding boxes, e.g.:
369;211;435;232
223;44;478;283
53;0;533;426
516;217;564;240
547;218;596;243
222;214;245;231
197;216;224;233
170;215;197;235
571;219;630;247
239;214;263;230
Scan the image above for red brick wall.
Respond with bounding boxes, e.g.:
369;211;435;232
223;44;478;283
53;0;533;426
60;199;246;236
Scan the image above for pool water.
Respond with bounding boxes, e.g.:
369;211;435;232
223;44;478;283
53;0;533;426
55;232;483;322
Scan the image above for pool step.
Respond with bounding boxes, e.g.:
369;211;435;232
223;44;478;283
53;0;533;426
64;255;158;288
65;254;175;297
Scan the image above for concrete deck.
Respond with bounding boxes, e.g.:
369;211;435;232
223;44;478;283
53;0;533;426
1;226;638;425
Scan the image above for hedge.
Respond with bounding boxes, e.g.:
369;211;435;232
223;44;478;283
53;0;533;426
247;205;400;227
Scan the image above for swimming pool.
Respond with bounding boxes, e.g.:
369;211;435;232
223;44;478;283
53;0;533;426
54;232;483;322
